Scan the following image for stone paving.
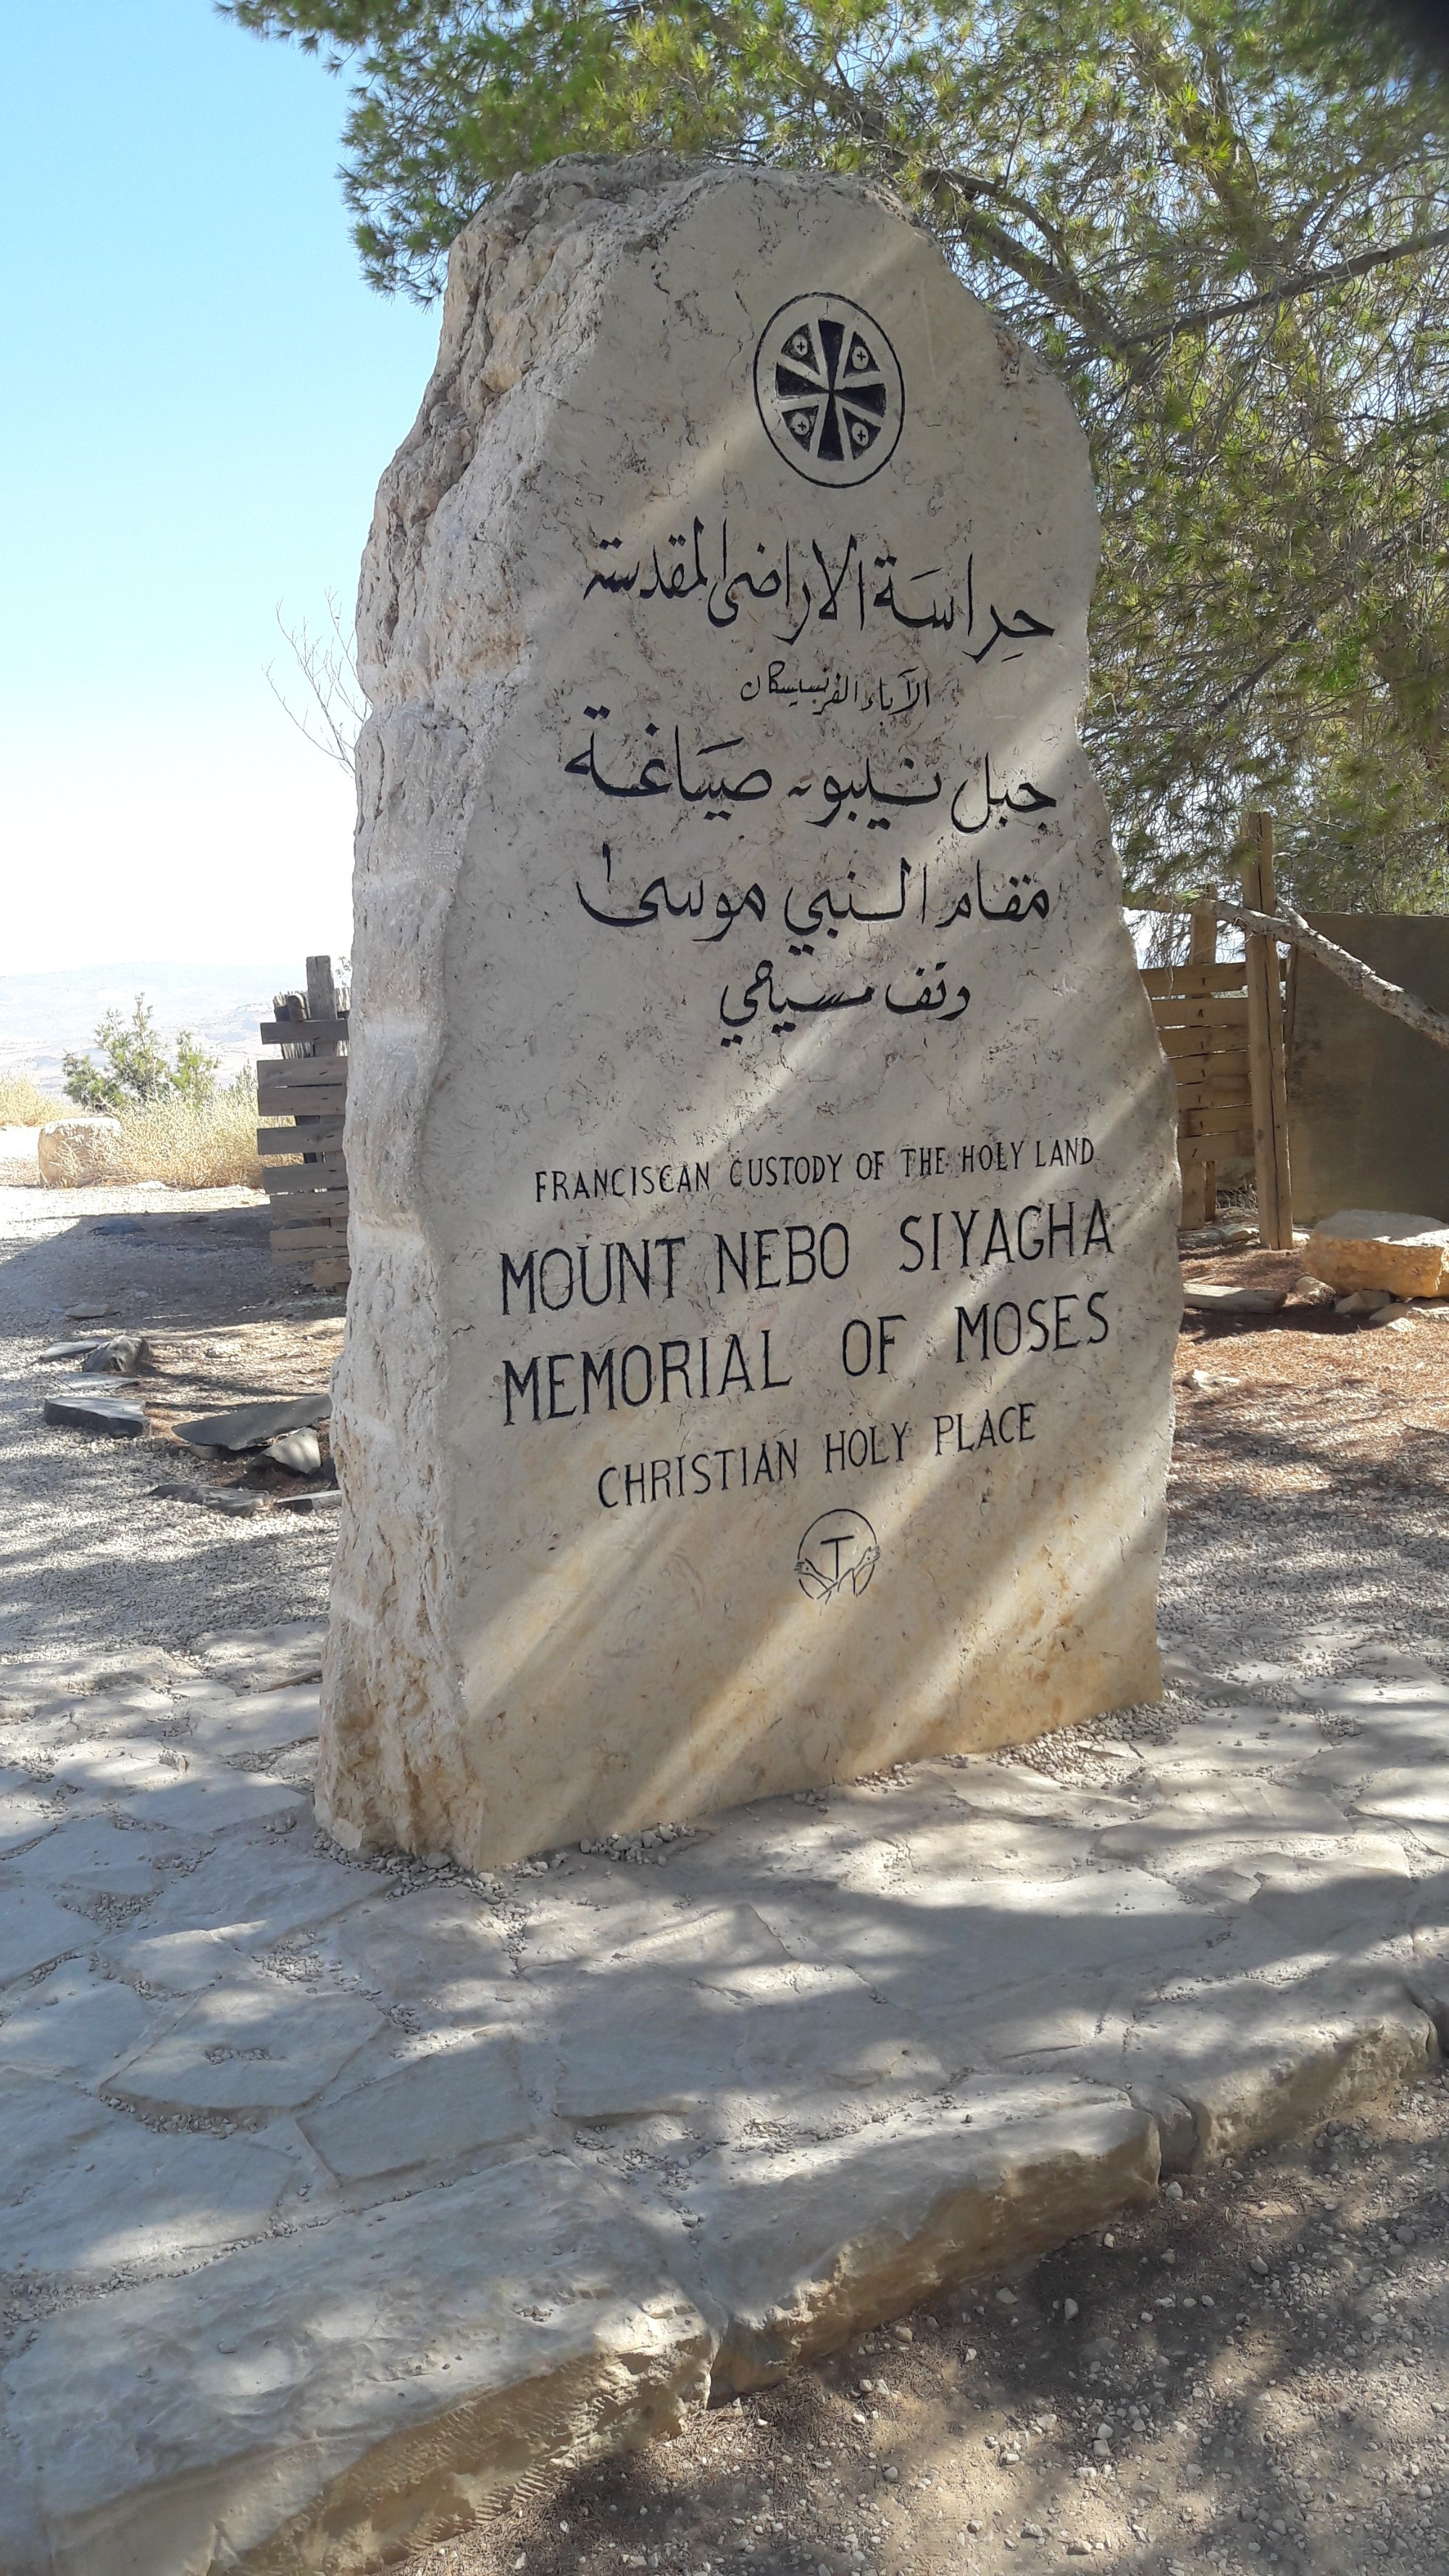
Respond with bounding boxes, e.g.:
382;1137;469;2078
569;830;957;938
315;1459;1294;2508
1;1619;1446;2575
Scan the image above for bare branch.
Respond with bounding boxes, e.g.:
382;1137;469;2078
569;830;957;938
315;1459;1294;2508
1113;223;1449;353
264;595;367;775
1209;900;1449;1053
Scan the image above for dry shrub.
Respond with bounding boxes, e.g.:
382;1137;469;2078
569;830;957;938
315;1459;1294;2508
0;1070;70;1125
38;1092;265;1191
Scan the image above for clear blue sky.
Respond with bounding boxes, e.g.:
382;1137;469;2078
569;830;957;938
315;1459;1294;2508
0;0;440;972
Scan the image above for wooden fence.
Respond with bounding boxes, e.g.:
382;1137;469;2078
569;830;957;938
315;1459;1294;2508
1140;812;1293;1250
256;954;349;1290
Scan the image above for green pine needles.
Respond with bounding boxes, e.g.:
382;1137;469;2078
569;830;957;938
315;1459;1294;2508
222;0;1449;914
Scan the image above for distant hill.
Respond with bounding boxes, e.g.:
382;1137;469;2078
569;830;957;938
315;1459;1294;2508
0;961;331;1093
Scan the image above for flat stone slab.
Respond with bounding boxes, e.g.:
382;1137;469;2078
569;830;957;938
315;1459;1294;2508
172;1393;331;1452
1180;1282;1287;1315
0;1625;1443;2572
41;1385;146;1438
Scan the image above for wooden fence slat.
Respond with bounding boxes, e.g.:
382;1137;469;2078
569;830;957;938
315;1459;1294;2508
1149;995;1251;1029
271;1225;348;1256
1176;900;1221;1226
259;1017;350;1046
257;1056;348;1095
1178;1127;1253;1167
1157;1025;1252;1063
1140;959;1285;996
1240;813;1293;1249
1172;1080;1252;1113
257;1147;347;1173
1180;1104;1256;1139
256;1122;346;1153
256;1085;347;1118
264;1180;352;1205
1171;1053;1248;1083
254;1088;348;1122
1142;963;1244;996
262;956;352;1291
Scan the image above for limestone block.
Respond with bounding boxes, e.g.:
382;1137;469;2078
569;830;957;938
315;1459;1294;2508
322;154;1179;1873
36;1118;122;1185
1126;1976;1435;2170
299;2029;532;2181
0;1645;180;1714
0;1959;152;2080
0;1877;89;1985
677;2087;1158;2388
746;1863;1216;2026
0;2072;296;2279
194;1620;325;1692
130;1822;374;1951
102;1967;383;2117
536;1956;948;2131
175;1680;320;1761
1303;1209;1449;1298
1;2156;712;2576
52;1739;308;1835
102;1924;258;1997
0;1770;59;1858
314;1880;514;2022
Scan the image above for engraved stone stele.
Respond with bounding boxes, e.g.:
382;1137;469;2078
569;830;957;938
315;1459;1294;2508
320;155;1180;1872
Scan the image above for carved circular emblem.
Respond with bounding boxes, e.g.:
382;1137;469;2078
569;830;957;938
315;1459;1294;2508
754;295;905;487
796;1509;881;1602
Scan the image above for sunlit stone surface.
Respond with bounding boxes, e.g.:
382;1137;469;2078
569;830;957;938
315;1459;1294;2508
321;155;1179;1870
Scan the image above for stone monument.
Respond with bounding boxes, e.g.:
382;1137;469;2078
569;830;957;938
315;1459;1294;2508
320;157;1179;1871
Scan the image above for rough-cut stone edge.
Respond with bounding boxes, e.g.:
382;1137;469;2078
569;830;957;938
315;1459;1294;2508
236;2304;713;2576
8;1996;1440;2574
706;2097;1160;2393
1303;1211;1449;1299
1176;1982;1437;2171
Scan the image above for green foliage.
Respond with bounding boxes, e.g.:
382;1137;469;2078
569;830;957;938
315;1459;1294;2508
222;0;1449;912
63;997;221;1114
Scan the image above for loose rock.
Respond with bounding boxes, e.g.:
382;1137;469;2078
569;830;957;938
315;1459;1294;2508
42;1385;146;1437
1304;1209;1449;1299
264;1427;322;1474
36;1117;122;1185
175;1392;332;1452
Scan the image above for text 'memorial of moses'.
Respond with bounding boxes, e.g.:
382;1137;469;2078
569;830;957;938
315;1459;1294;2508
320;158;1179;1871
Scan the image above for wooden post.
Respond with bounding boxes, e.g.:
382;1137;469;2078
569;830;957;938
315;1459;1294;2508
1240;814;1293;1250
1178;901;1214;1231
1178;900;1219;1228
306;954;339;1027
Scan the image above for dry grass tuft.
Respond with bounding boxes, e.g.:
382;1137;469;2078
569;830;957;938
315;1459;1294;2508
36;1092;265;1191
0;1070;70;1125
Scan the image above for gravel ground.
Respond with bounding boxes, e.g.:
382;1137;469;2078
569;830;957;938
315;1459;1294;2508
410;2076;1449;2576
0;1185;343;1665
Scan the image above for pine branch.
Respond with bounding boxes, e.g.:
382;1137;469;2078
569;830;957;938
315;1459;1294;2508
1114;223;1449;351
